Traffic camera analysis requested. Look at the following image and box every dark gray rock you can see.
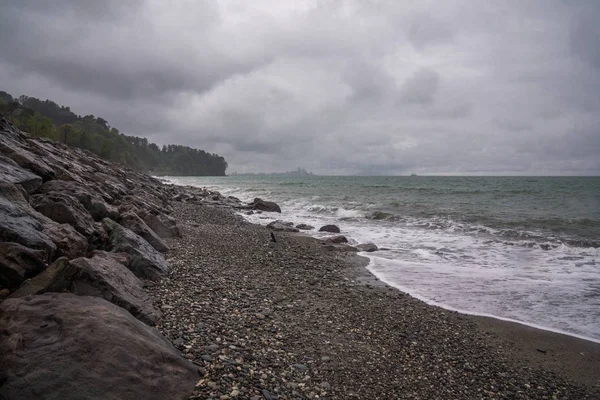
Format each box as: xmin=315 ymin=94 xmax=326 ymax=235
xmin=69 ymin=254 xmax=161 ymax=325
xmin=38 ymin=179 xmax=119 ymax=221
xmin=0 ymin=154 xmax=42 ymax=194
xmin=120 ymin=211 xmax=168 ymax=253
xmin=322 ymin=243 xmax=358 ymax=252
xmin=103 ymin=218 xmax=169 ymax=281
xmin=43 ymin=221 xmax=88 ymax=260
xmin=357 ymin=243 xmax=379 ymax=252
xmin=144 ymin=212 xmax=180 ymax=238
xmin=30 ymin=192 xmax=96 ymax=237
xmin=0 ymin=293 xmax=198 ymax=400
xmin=296 ymin=223 xmax=315 ymax=230
xmin=319 ymin=224 xmax=341 ymax=233
xmin=325 ymin=235 xmax=348 ymax=244
xmin=0 ymin=242 xmax=46 ymax=290
xmin=0 ymin=187 xmax=56 ymax=260
xmin=267 ymin=220 xmax=300 ymax=232
xmin=10 ymin=254 xmax=161 ymax=326
xmin=249 ymin=198 xmax=281 ymax=213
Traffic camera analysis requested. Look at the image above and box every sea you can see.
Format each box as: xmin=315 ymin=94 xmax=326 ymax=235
xmin=164 ymin=175 xmax=600 ymax=343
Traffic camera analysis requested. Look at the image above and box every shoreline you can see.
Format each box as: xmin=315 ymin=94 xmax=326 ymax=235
xmin=365 ymin=259 xmax=600 ymax=345
xmin=245 ymin=209 xmax=600 ymax=347
xmin=152 ymin=198 xmax=599 ymax=398
xmin=340 ymin=248 xmax=600 ymax=388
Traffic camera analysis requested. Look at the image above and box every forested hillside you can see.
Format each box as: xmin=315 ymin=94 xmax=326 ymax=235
xmin=0 ymin=91 xmax=227 ymax=176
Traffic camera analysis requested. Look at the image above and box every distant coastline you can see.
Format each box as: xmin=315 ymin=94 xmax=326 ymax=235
xmin=230 ymin=167 xmax=315 ymax=177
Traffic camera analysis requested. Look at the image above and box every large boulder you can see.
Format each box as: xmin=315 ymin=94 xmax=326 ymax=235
xmin=319 ymin=224 xmax=341 ymax=233
xmin=10 ymin=254 xmax=161 ymax=326
xmin=144 ymin=212 xmax=180 ymax=239
xmin=0 ymin=293 xmax=199 ymax=400
xmin=0 ymin=136 xmax=56 ymax=181
xmin=120 ymin=211 xmax=168 ymax=253
xmin=103 ymin=218 xmax=169 ymax=281
xmin=37 ymin=180 xmax=119 ymax=221
xmin=43 ymin=221 xmax=88 ymax=260
xmin=30 ymin=192 xmax=96 ymax=237
xmin=0 ymin=188 xmax=56 ymax=260
xmin=0 ymin=154 xmax=42 ymax=194
xmin=249 ymin=198 xmax=281 ymax=213
xmin=0 ymin=242 xmax=46 ymax=290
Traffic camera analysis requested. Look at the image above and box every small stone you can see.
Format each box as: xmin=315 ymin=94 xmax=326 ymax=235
xmin=321 ymin=356 xmax=331 ymax=362
xmin=262 ymin=389 xmax=275 ymax=400
xmin=173 ymin=338 xmax=184 ymax=347
xmin=201 ymin=355 xmax=214 ymax=362
xmin=231 ymin=389 xmax=239 ymax=397
xmin=321 ymin=382 xmax=331 ymax=390
xmin=292 ymin=363 xmax=307 ymax=370
xmin=255 ymin=313 xmax=266 ymax=320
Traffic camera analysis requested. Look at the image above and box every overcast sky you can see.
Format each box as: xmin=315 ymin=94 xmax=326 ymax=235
xmin=1 ymin=1 xmax=599 ymax=175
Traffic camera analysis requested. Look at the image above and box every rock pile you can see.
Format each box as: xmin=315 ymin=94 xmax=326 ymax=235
xmin=0 ymin=117 xmax=206 ymax=399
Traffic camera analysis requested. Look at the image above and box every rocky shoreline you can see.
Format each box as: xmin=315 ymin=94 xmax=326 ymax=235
xmin=1 ymin=116 xmax=599 ymax=399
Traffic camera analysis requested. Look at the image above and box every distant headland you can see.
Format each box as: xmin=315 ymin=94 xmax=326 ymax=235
xmin=230 ymin=168 xmax=315 ymax=177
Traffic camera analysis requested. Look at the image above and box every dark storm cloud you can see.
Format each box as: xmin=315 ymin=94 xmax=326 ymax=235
xmin=0 ymin=0 xmax=599 ymax=175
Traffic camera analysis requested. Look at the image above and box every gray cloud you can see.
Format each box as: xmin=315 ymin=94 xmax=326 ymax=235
xmin=0 ymin=0 xmax=598 ymax=175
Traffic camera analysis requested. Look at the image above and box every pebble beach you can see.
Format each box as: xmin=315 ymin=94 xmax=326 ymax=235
xmin=149 ymin=201 xmax=600 ymax=400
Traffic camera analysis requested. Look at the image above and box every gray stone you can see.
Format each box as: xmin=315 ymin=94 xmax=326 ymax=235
xmin=319 ymin=224 xmax=341 ymax=233
xmin=0 ymin=154 xmax=42 ymax=194
xmin=267 ymin=220 xmax=300 ymax=232
xmin=38 ymin=180 xmax=118 ymax=221
xmin=30 ymin=192 xmax=96 ymax=237
xmin=0 ymin=242 xmax=46 ymax=290
xmin=0 ymin=187 xmax=56 ymax=260
xmin=325 ymin=235 xmax=348 ymax=244
xmin=144 ymin=212 xmax=181 ymax=239
xmin=120 ymin=211 xmax=168 ymax=253
xmin=0 ymin=293 xmax=198 ymax=400
xmin=103 ymin=218 xmax=169 ymax=281
xmin=249 ymin=198 xmax=281 ymax=213
xmin=296 ymin=223 xmax=315 ymax=230
xmin=43 ymin=221 xmax=88 ymax=260
xmin=357 ymin=243 xmax=379 ymax=252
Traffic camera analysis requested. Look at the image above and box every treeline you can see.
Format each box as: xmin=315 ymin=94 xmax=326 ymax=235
xmin=0 ymin=91 xmax=227 ymax=176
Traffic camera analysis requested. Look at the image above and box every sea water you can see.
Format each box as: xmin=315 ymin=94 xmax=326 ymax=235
xmin=165 ymin=176 xmax=600 ymax=342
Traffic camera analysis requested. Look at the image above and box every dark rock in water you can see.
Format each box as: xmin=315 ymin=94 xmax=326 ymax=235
xmin=249 ymin=198 xmax=281 ymax=213
xmin=296 ymin=223 xmax=315 ymax=230
xmin=10 ymin=254 xmax=161 ymax=326
xmin=120 ymin=211 xmax=168 ymax=253
xmin=325 ymin=235 xmax=348 ymax=244
xmin=0 ymin=186 xmax=56 ymax=260
xmin=267 ymin=220 xmax=300 ymax=232
xmin=540 ymin=244 xmax=551 ymax=251
xmin=322 ymin=243 xmax=358 ymax=252
xmin=0 ymin=242 xmax=46 ymax=290
xmin=357 ymin=243 xmax=378 ymax=252
xmin=245 ymin=210 xmax=254 ymax=215
xmin=103 ymin=218 xmax=169 ymax=281
xmin=144 ymin=212 xmax=181 ymax=239
xmin=31 ymin=192 xmax=96 ymax=237
xmin=319 ymin=224 xmax=341 ymax=233
xmin=43 ymin=221 xmax=88 ymax=260
xmin=0 ymin=154 xmax=42 ymax=194
xmin=0 ymin=293 xmax=198 ymax=400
